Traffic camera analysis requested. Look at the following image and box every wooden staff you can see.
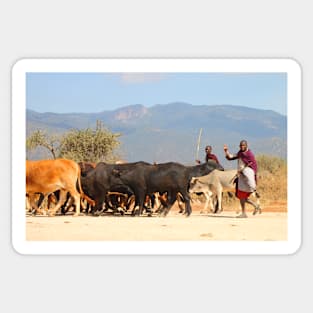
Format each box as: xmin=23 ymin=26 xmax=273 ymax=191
xmin=195 ymin=128 xmax=203 ymax=161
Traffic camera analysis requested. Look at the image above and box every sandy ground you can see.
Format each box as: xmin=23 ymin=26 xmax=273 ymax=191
xmin=26 ymin=202 xmax=287 ymax=241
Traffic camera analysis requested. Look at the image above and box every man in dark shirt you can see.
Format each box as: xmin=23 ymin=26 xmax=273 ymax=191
xmin=196 ymin=145 xmax=222 ymax=166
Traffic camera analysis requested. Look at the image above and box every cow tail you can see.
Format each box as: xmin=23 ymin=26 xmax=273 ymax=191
xmin=77 ymin=165 xmax=95 ymax=207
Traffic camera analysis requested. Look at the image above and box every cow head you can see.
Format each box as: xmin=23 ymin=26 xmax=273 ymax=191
xmin=207 ymin=159 xmax=224 ymax=171
xmin=189 ymin=177 xmax=207 ymax=194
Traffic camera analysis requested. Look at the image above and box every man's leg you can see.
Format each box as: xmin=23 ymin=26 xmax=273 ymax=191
xmin=237 ymin=198 xmax=248 ymax=218
xmin=246 ymin=198 xmax=262 ymax=215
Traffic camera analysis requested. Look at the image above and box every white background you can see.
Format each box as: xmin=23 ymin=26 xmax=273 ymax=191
xmin=1 ymin=1 xmax=310 ymax=312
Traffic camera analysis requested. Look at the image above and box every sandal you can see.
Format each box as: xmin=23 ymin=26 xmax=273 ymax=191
xmin=253 ymin=205 xmax=262 ymax=215
xmin=236 ymin=213 xmax=248 ymax=218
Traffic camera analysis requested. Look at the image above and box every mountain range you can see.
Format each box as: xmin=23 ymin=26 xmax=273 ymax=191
xmin=26 ymin=102 xmax=287 ymax=166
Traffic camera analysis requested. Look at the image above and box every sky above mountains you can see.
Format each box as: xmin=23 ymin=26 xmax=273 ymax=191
xmin=26 ymin=72 xmax=287 ymax=115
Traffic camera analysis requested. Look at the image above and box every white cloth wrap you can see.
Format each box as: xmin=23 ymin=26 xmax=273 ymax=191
xmin=238 ymin=166 xmax=256 ymax=192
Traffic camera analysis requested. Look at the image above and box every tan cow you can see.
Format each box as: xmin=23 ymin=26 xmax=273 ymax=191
xmin=189 ymin=169 xmax=260 ymax=214
xmin=26 ymin=159 xmax=95 ymax=216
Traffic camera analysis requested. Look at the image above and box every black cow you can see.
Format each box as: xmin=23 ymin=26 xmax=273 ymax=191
xmin=111 ymin=160 xmax=223 ymax=217
xmin=81 ymin=161 xmax=150 ymax=214
xmin=78 ymin=162 xmax=97 ymax=177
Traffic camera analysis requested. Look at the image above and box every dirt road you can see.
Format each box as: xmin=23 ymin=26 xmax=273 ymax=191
xmin=26 ymin=203 xmax=287 ymax=241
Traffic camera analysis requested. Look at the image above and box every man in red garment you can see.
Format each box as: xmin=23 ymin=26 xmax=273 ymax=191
xmin=224 ymin=140 xmax=261 ymax=218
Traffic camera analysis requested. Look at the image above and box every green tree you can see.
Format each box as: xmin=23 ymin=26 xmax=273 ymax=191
xmin=59 ymin=121 xmax=120 ymax=162
xmin=26 ymin=121 xmax=121 ymax=162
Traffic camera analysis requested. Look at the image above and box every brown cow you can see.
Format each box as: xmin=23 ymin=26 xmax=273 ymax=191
xmin=26 ymin=159 xmax=95 ymax=216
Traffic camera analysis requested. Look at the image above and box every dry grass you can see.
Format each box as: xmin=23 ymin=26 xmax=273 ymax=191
xmin=256 ymin=155 xmax=287 ymax=205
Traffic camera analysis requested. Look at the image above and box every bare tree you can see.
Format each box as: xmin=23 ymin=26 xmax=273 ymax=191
xmin=26 ymin=130 xmax=58 ymax=159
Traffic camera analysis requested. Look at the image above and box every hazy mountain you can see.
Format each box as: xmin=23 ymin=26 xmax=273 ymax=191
xmin=26 ymin=102 xmax=287 ymax=166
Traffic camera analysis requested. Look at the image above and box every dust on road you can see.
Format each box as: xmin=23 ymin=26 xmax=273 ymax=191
xmin=26 ymin=210 xmax=287 ymax=241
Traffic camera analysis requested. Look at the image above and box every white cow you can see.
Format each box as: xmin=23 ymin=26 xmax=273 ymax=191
xmin=189 ymin=169 xmax=260 ymax=214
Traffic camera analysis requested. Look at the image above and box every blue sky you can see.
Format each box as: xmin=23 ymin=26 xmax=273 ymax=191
xmin=26 ymin=72 xmax=287 ymax=115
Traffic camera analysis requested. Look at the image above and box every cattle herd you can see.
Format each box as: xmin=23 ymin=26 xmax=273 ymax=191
xmin=25 ymin=158 xmax=260 ymax=218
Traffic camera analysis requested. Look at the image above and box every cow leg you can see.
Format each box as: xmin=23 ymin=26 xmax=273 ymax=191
xmin=69 ymin=190 xmax=81 ymax=216
xmin=215 ymin=190 xmax=223 ymax=214
xmin=130 ymin=191 xmax=145 ymax=216
xmin=26 ymin=194 xmax=36 ymax=214
xmin=48 ymin=193 xmax=58 ymax=212
xmin=49 ymin=190 xmax=68 ymax=216
xmin=106 ymin=194 xmax=127 ymax=215
xmin=80 ymin=198 xmax=87 ymax=214
xmin=37 ymin=194 xmax=46 ymax=215
xmin=179 ymin=191 xmax=192 ymax=217
xmin=176 ymin=194 xmax=185 ymax=214
xmin=137 ymin=192 xmax=146 ymax=216
xmin=184 ymin=198 xmax=192 ymax=217
xmin=25 ymin=195 xmax=32 ymax=213
xmin=155 ymin=193 xmax=168 ymax=215
xmin=61 ymin=195 xmax=74 ymax=215
xmin=155 ymin=203 xmax=164 ymax=215
xmin=126 ymin=195 xmax=136 ymax=213
xmin=105 ymin=194 xmax=116 ymax=214
xmin=28 ymin=194 xmax=40 ymax=215
xmin=115 ymin=194 xmax=128 ymax=215
xmin=211 ymin=196 xmax=217 ymax=213
xmin=93 ymin=197 xmax=106 ymax=215
xmin=144 ymin=194 xmax=155 ymax=215
xmin=160 ymin=192 xmax=176 ymax=217
xmin=131 ymin=200 xmax=142 ymax=216
xmin=36 ymin=193 xmax=46 ymax=213
xmin=202 ymin=191 xmax=214 ymax=214
xmin=91 ymin=193 xmax=106 ymax=215
xmin=130 ymin=202 xmax=138 ymax=216
xmin=28 ymin=193 xmax=47 ymax=215
xmin=200 ymin=193 xmax=208 ymax=214
xmin=153 ymin=193 xmax=161 ymax=211
xmin=73 ymin=196 xmax=81 ymax=216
